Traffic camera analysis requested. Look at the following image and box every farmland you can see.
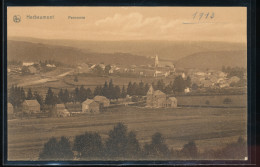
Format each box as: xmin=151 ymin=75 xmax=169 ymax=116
xmin=8 ymin=106 xmax=247 ymax=160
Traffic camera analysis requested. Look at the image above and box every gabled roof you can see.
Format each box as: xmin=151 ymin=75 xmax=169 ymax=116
xmin=94 ymin=96 xmax=109 ymax=102
xmin=153 ymin=90 xmax=165 ymax=96
xmin=168 ymin=97 xmax=177 ymax=101
xmin=82 ymin=99 xmax=97 ymax=105
xmin=23 ymin=100 xmax=40 ymax=106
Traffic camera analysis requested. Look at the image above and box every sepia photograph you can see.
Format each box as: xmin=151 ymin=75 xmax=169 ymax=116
xmin=6 ymin=6 xmax=248 ymax=162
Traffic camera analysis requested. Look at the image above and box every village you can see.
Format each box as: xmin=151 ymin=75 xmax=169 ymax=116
xmin=7 ymin=54 xmax=247 ymax=119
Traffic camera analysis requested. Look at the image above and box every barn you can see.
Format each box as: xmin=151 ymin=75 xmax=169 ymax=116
xmin=93 ymin=96 xmax=110 ymax=107
xmin=55 ymin=104 xmax=70 ymax=117
xmin=82 ymin=99 xmax=100 ymax=113
xmin=22 ymin=100 xmax=40 ymax=114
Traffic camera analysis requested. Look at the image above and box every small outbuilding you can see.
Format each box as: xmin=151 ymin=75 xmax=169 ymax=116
xmin=93 ymin=96 xmax=110 ymax=107
xmin=8 ymin=103 xmax=14 ymax=114
xmin=166 ymin=97 xmax=178 ymax=108
xmin=82 ymin=99 xmax=100 ymax=113
xmin=22 ymin=100 xmax=40 ymax=114
xmin=55 ymin=104 xmax=70 ymax=117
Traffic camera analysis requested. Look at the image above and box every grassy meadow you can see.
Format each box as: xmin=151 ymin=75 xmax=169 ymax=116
xmin=8 ymin=106 xmax=247 ymax=160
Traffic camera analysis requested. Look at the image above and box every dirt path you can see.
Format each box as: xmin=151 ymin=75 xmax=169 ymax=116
xmin=17 ymin=70 xmax=74 ymax=87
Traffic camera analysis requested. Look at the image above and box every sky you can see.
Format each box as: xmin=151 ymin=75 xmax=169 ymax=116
xmin=7 ymin=7 xmax=247 ymax=42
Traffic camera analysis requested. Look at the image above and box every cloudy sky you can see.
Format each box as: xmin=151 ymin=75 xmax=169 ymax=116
xmin=8 ymin=7 xmax=246 ymax=42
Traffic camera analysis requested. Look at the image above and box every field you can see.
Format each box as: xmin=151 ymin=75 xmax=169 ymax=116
xmin=176 ymin=95 xmax=247 ymax=107
xmin=8 ymin=106 xmax=247 ymax=160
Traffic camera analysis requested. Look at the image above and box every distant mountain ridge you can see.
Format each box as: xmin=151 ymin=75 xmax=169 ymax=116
xmin=175 ymin=50 xmax=247 ymax=70
xmin=8 ymin=37 xmax=246 ymax=61
xmin=7 ymin=40 xmax=153 ymax=66
xmin=7 ymin=38 xmax=247 ymax=70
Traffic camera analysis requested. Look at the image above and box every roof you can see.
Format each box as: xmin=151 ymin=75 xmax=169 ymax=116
xmin=94 ymin=96 xmax=109 ymax=102
xmin=168 ymin=97 xmax=177 ymax=101
xmin=8 ymin=103 xmax=13 ymax=107
xmin=23 ymin=100 xmax=40 ymax=106
xmin=153 ymin=90 xmax=166 ymax=96
xmin=57 ymin=104 xmax=66 ymax=108
xmin=82 ymin=99 xmax=97 ymax=105
xmin=147 ymin=86 xmax=154 ymax=95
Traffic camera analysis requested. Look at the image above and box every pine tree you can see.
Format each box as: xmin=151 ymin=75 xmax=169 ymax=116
xmin=58 ymin=89 xmax=64 ymax=103
xmin=132 ymin=82 xmax=138 ymax=96
xmin=73 ymin=87 xmax=79 ymax=102
xmin=108 ymin=79 xmax=114 ymax=99
xmin=173 ymin=75 xmax=186 ymax=93
xmin=20 ymin=87 xmax=26 ymax=103
xmin=127 ymin=82 xmax=133 ymax=96
xmin=121 ymin=85 xmax=127 ymax=98
xmin=63 ymin=89 xmax=70 ymax=103
xmin=34 ymin=91 xmax=43 ymax=107
xmin=78 ymin=86 xmax=87 ymax=103
xmin=114 ymin=85 xmax=121 ymax=99
xmin=138 ymin=81 xmax=145 ymax=96
xmin=26 ymin=88 xmax=33 ymax=100
xmin=102 ymin=81 xmax=109 ymax=98
xmin=144 ymin=83 xmax=149 ymax=95
xmin=94 ymin=86 xmax=103 ymax=96
xmin=86 ymin=88 xmax=93 ymax=99
xmin=156 ymin=80 xmax=165 ymax=92
xmin=185 ymin=76 xmax=192 ymax=88
xmin=45 ymin=88 xmax=55 ymax=106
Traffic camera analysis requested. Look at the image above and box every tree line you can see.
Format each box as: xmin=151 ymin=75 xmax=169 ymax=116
xmin=222 ymin=66 xmax=246 ymax=79
xmin=39 ymin=123 xmax=247 ymax=160
xmin=8 ymin=75 xmax=192 ymax=110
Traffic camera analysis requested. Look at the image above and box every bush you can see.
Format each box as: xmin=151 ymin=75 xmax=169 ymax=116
xmin=205 ymin=100 xmax=210 ymax=105
xmin=105 ymin=123 xmax=129 ymax=158
xmin=201 ymin=136 xmax=247 ymax=160
xmin=104 ymin=123 xmax=141 ymax=159
xmin=223 ymin=98 xmax=232 ymax=104
xmin=39 ymin=136 xmax=74 ymax=160
xmin=143 ymin=132 xmax=171 ymax=159
xmin=180 ymin=141 xmax=199 ymax=159
xmin=73 ymin=132 xmax=103 ymax=159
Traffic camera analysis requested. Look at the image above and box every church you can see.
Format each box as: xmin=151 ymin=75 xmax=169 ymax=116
xmin=146 ymin=86 xmax=177 ymax=108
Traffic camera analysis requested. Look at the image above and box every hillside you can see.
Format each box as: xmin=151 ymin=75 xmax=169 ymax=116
xmin=7 ymin=40 xmax=153 ymax=66
xmin=175 ymin=50 xmax=247 ymax=70
xmin=8 ymin=37 xmax=247 ymax=61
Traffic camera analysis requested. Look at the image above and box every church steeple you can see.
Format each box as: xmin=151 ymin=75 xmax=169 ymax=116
xmin=155 ymin=54 xmax=159 ymax=67
xmin=147 ymin=85 xmax=154 ymax=95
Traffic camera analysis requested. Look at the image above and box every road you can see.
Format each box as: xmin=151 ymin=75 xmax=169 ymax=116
xmin=17 ymin=70 xmax=74 ymax=87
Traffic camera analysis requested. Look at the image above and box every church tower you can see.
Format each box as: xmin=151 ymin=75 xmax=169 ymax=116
xmin=155 ymin=55 xmax=159 ymax=68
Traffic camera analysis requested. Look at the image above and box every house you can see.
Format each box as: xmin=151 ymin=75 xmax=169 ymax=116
xmin=184 ymin=87 xmax=191 ymax=93
xmin=154 ymin=70 xmax=163 ymax=77
xmin=228 ymin=76 xmax=240 ymax=84
xmin=146 ymin=86 xmax=166 ymax=108
xmin=82 ymin=99 xmax=100 ymax=113
xmin=146 ymin=86 xmax=178 ymax=108
xmin=8 ymin=103 xmax=14 ymax=114
xmin=55 ymin=104 xmax=70 ymax=117
xmin=22 ymin=62 xmax=34 ymax=66
xmin=28 ymin=66 xmax=37 ymax=74
xmin=46 ymin=64 xmax=56 ymax=68
xmin=77 ymin=63 xmax=89 ymax=73
xmin=166 ymin=97 xmax=177 ymax=108
xmin=22 ymin=100 xmax=40 ymax=114
xmin=93 ymin=96 xmax=110 ymax=107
